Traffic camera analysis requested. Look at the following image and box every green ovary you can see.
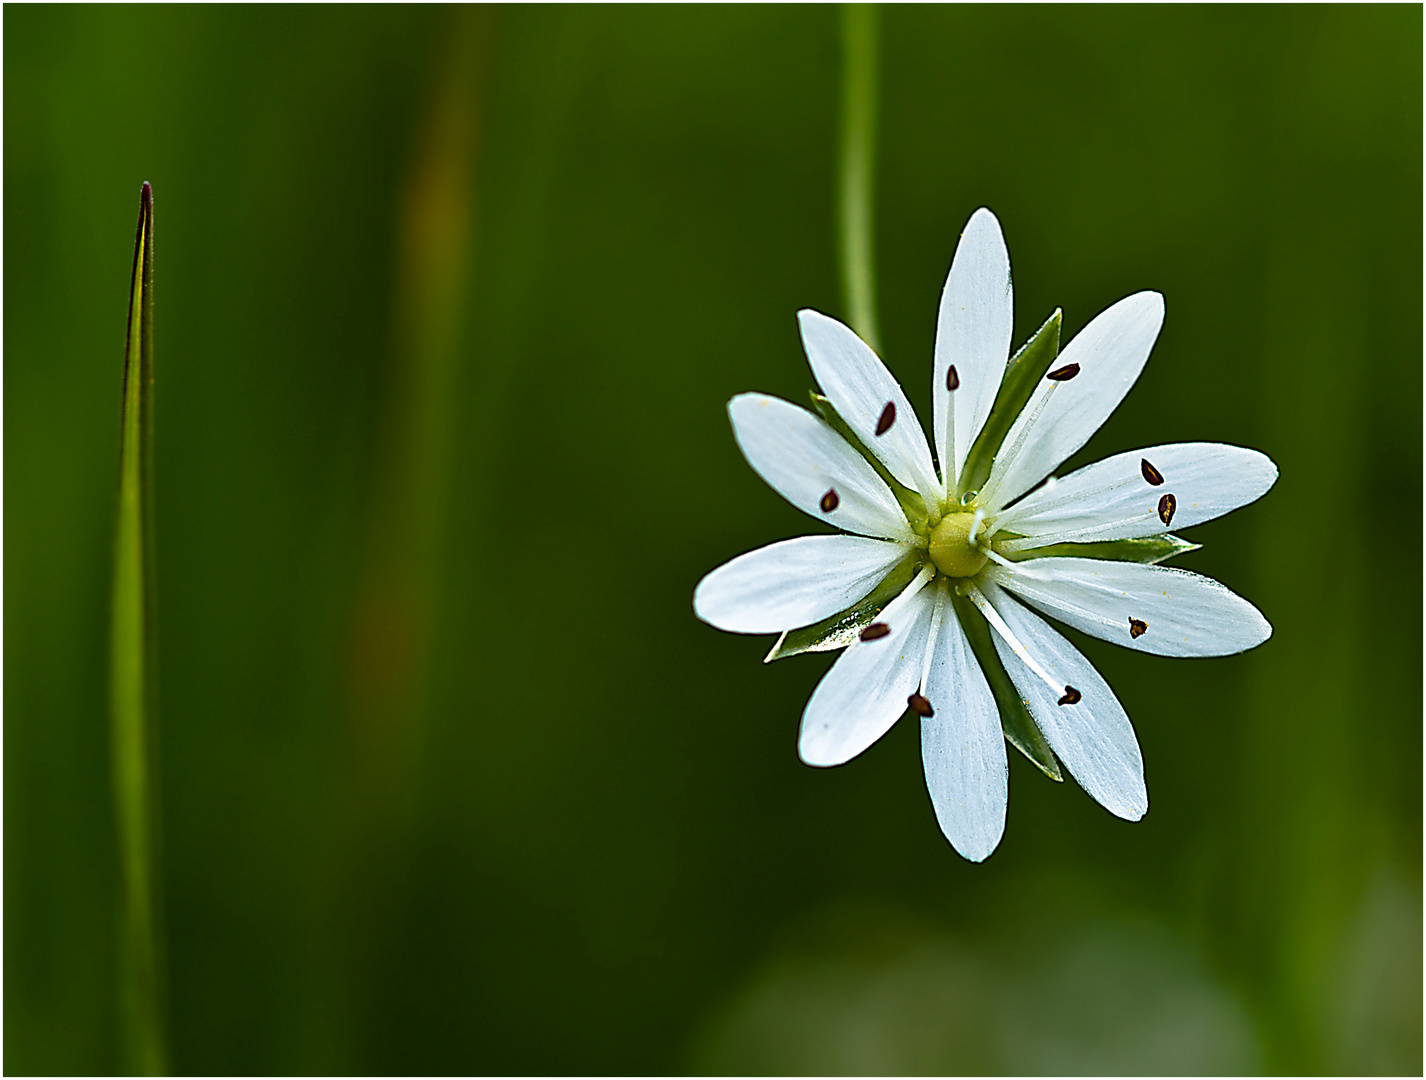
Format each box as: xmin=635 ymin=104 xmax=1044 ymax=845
xmin=928 ymin=512 xmax=989 ymax=578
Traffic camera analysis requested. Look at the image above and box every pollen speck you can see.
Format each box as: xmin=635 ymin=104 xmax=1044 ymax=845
xmin=907 ymin=693 xmax=934 ymax=717
xmin=820 ymin=489 xmax=839 ymax=513
xmin=875 ymin=401 xmax=896 ymax=436
xmin=1140 ymin=459 xmax=1164 ymax=486
xmin=1158 ymin=493 xmax=1177 ymax=525
xmin=1047 ymin=363 xmax=1081 ymax=382
xmin=860 ymin=622 xmax=890 ymax=642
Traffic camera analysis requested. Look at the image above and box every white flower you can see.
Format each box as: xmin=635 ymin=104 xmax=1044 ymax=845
xmin=693 ymin=208 xmax=1277 ymax=862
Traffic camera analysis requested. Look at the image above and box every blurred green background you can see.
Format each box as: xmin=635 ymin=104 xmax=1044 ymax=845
xmin=6 ymin=5 xmax=1421 ymax=1075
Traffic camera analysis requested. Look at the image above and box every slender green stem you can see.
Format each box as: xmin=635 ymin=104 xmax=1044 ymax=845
xmin=838 ymin=3 xmax=880 ymax=351
xmin=110 ymin=181 xmax=166 ymax=1076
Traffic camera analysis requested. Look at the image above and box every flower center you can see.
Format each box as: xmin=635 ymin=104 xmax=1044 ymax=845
xmin=928 ymin=512 xmax=989 ymax=578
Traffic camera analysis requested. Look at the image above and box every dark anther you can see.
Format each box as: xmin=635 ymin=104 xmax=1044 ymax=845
xmin=907 ymin=693 xmax=934 ymax=718
xmin=859 ymin=622 xmax=891 ymax=642
xmin=1057 ymin=686 xmax=1082 ymax=706
xmin=875 ymin=401 xmax=896 ymax=436
xmin=820 ymin=488 xmax=840 ymax=513
xmin=1129 ymin=618 xmax=1148 ymax=639
xmin=1140 ymin=458 xmax=1164 ymax=486
xmin=1157 ymin=492 xmax=1177 ymax=526
xmin=1046 ymin=363 xmax=1081 ymax=382
xmin=946 ymin=365 xmax=960 ymax=391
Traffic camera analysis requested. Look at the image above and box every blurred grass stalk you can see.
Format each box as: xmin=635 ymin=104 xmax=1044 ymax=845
xmin=341 ymin=13 xmax=482 ymax=763
xmin=341 ymin=5 xmax=485 ymax=851
xmin=838 ymin=3 xmax=880 ymax=349
xmin=109 ymin=182 xmax=166 ymax=1075
xmin=310 ymin=10 xmax=488 ymax=1069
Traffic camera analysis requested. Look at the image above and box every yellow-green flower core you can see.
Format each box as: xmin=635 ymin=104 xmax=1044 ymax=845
xmin=928 ymin=512 xmax=989 ymax=578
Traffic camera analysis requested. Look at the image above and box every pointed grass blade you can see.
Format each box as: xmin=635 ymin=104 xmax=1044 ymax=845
xmin=109 ymin=181 xmax=166 ymax=1076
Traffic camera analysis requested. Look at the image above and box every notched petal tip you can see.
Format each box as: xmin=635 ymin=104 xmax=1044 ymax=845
xmin=1212 ymin=594 xmax=1273 ymax=655
xmin=1142 ymin=292 xmax=1166 ymax=330
xmin=929 ymin=784 xmax=1006 ymax=863
xmin=965 ymin=205 xmax=1004 ymax=235
xmin=796 ymin=307 xmax=845 ymax=335
xmin=953 ymin=837 xmax=999 ymax=863
xmin=1118 ymin=290 xmax=1166 ymax=337
xmin=1258 ymin=453 xmax=1281 ymax=492
xmin=1101 ymin=289 xmax=1166 ymax=335
xmin=1118 ymin=778 xmax=1150 ymax=820
xmin=1251 ymin=613 xmax=1274 ymax=647
xmin=797 ymin=731 xmax=851 ymax=769
xmin=1092 ymin=773 xmax=1149 ymax=823
xmin=725 ymin=390 xmax=768 ymax=420
xmin=1136 ymin=288 xmax=1166 ymax=312
xmin=939 ymin=802 xmax=1006 ymax=862
xmin=690 ymin=573 xmax=735 ymax=630
xmin=1115 ymin=797 xmax=1148 ymax=823
xmin=796 ymin=308 xmax=868 ymax=355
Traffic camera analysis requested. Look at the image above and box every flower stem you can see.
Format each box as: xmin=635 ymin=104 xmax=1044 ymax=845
xmin=110 ymin=182 xmax=167 ymax=1076
xmin=838 ymin=3 xmax=881 ymax=351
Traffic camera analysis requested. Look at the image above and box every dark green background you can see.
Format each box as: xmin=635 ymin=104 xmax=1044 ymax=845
xmin=6 ymin=5 xmax=1421 ymax=1075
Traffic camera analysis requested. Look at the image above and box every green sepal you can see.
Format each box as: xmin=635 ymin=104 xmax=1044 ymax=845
xmin=949 ymin=589 xmax=1063 ymax=781
xmin=1008 ymin=533 xmax=1200 ymax=565
xmin=957 ymin=309 xmax=1062 ymax=500
xmin=809 ymin=391 xmax=929 ymax=530
xmin=764 ymin=551 xmax=923 ymax=663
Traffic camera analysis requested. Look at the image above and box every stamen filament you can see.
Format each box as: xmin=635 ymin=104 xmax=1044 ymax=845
xmin=979 ymin=546 xmax=1022 ymax=571
xmin=915 ymin=476 xmax=945 ymax=523
xmin=965 ymin=583 xmax=1064 ymax=696
xmin=916 ymin=582 xmax=948 ymax=694
xmin=943 ymin=379 xmax=958 ymax=498
xmin=996 ymin=511 xmax=1160 ymax=553
xmin=965 ymin=508 xmax=986 ymax=546
xmin=979 ymin=546 xmax=1056 ymax=580
xmin=979 ymin=381 xmax=1057 ymax=510
xmin=870 ymin=562 xmax=936 ymax=634
xmin=993 ymin=472 xmax=1143 ymax=531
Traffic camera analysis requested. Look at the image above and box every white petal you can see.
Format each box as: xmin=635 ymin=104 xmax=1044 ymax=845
xmin=982 ymin=291 xmax=1165 ymax=511
xmin=995 ymin=442 xmax=1279 ymax=544
xmin=797 ymin=310 xmax=942 ymax=507
xmin=693 ymin=535 xmax=909 ymax=634
xmin=798 ymin=574 xmax=936 ymax=767
xmin=728 ymin=393 xmax=913 ymax=541
xmin=920 ymin=599 xmax=1007 ymax=861
xmin=933 ymin=207 xmax=1012 ymax=489
xmin=982 ymin=582 xmax=1146 ymax=821
xmin=986 ymin=557 xmax=1272 ymax=657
